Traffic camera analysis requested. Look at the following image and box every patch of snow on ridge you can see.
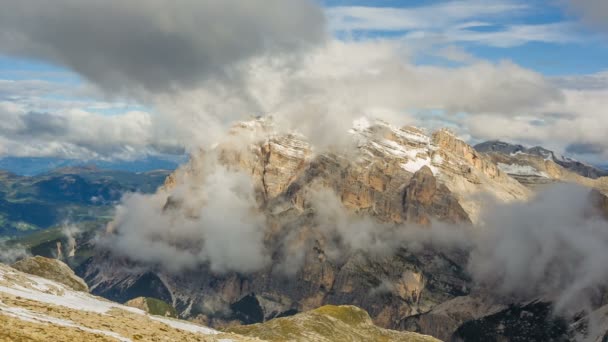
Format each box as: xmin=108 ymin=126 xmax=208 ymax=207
xmin=401 ymin=157 xmax=438 ymax=175
xmin=352 ymin=117 xmax=371 ymax=131
xmin=0 ymin=265 xmax=222 ymax=336
xmin=497 ymin=163 xmax=549 ymax=177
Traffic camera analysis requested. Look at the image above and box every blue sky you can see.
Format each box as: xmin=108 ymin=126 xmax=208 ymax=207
xmin=323 ymin=0 xmax=608 ymax=75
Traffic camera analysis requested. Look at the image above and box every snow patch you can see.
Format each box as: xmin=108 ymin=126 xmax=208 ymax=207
xmin=401 ymin=157 xmax=438 ymax=175
xmin=497 ymin=163 xmax=548 ymax=177
xmin=0 ymin=265 xmax=221 ymax=336
xmin=150 ymin=316 xmax=219 ymax=335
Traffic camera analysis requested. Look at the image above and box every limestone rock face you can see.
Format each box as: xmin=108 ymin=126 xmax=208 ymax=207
xmin=403 ymin=166 xmax=469 ymax=225
xmin=12 ymin=256 xmax=88 ymax=292
xmin=226 ymin=305 xmax=441 ymax=342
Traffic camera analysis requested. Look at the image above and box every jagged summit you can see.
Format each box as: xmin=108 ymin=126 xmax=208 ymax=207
xmin=213 ymin=117 xmax=531 ymax=219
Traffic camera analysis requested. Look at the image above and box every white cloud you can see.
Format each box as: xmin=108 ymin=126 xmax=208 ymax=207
xmin=101 ymin=158 xmax=269 ymax=273
xmin=461 ymin=70 xmax=608 ymax=161
xmin=0 ymin=101 xmax=179 ymax=160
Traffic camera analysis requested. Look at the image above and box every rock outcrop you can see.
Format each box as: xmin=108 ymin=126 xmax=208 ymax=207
xmin=12 ymin=256 xmax=88 ymax=292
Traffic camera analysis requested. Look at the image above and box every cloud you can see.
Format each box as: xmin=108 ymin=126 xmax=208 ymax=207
xmin=147 ymin=39 xmax=562 ymax=152
xmin=0 ymin=101 xmax=180 ymax=160
xmin=0 ymin=0 xmax=326 ymax=95
xmin=99 ymin=154 xmax=269 ymax=273
xmin=295 ymin=183 xmax=608 ymax=313
xmin=0 ymin=1 xmax=604 ymax=167
xmin=565 ymin=143 xmax=606 ymax=156
xmin=469 ymin=184 xmax=608 ymax=312
xmin=564 ymin=0 xmax=608 ymax=32
xmin=0 ymin=240 xmax=30 ymax=264
xmin=463 ymin=81 xmax=608 ymax=162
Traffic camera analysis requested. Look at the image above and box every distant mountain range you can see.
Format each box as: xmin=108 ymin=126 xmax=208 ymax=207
xmin=474 ymin=140 xmax=608 ymax=179
xmin=0 ymin=155 xmax=187 ymax=176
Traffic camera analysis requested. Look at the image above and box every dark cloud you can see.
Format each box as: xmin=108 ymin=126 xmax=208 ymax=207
xmin=0 ymin=0 xmax=326 ymax=95
xmin=16 ymin=112 xmax=68 ymax=137
xmin=564 ymin=0 xmax=608 ymax=32
xmin=566 ymin=143 xmax=606 ymax=155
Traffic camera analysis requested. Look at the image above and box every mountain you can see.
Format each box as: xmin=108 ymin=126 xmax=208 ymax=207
xmin=78 ymin=118 xmax=531 ymax=329
xmin=0 ymin=167 xmax=170 ymax=237
xmin=16 ymin=118 xmax=608 ymax=341
xmin=474 ymin=140 xmax=608 ymax=179
xmin=0 ymin=257 xmax=436 ymax=342
xmin=0 ymin=155 xmax=185 ymax=176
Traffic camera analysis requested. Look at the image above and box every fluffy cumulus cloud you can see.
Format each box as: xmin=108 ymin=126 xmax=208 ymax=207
xmin=146 ymin=39 xmax=563 ymax=152
xmin=100 ymin=154 xmax=269 ymax=273
xmin=469 ymin=184 xmax=608 ymax=312
xmin=464 ymin=78 xmax=608 ymax=162
xmin=0 ymin=0 xmax=326 ymax=95
xmin=0 ymin=101 xmax=178 ymax=160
